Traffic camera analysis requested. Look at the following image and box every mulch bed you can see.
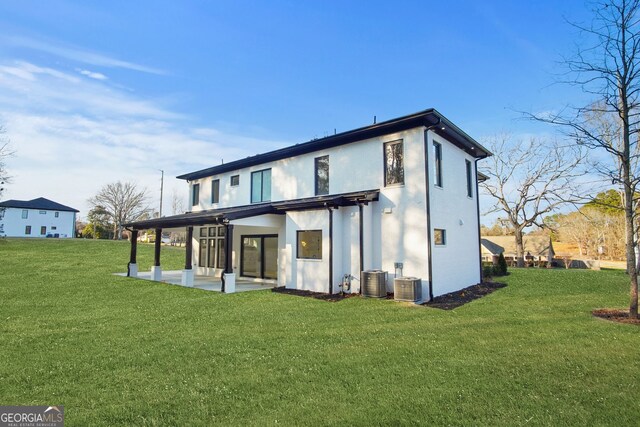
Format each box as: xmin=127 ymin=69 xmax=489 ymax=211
xmin=592 ymin=308 xmax=640 ymax=325
xmin=423 ymin=281 xmax=507 ymax=310
xmin=271 ymin=286 xmax=357 ymax=302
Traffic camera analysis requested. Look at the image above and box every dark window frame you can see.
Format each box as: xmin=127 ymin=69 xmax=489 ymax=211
xmin=250 ymin=168 xmax=272 ymax=203
xmin=434 ymin=228 xmax=446 ymax=246
xmin=434 ymin=142 xmax=443 ymax=187
xmin=211 ymin=179 xmax=220 ymax=204
xmin=240 ymin=234 xmax=278 ymax=279
xmin=192 ymin=183 xmax=200 ymax=206
xmin=40 ymin=226 xmax=46 ymax=235
xmin=296 ymin=229 xmax=323 ymax=260
xmin=384 ymin=139 xmax=405 ymax=187
xmin=21 ymin=210 xmax=28 ymax=219
xmin=25 ymin=225 xmax=31 ymax=235
xmin=230 ymin=175 xmax=240 ymax=186
xmin=199 ymin=227 xmax=207 ymax=237
xmin=55 ymin=212 xmax=59 ymax=218
xmin=314 ymin=155 xmax=330 ymax=195
xmin=465 ymin=159 xmax=473 ymax=198
xmin=198 ymin=239 xmax=207 ymax=267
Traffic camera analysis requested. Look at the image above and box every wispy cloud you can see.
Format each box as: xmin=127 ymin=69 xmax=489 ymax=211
xmin=77 ymin=68 xmax=107 ymax=80
xmin=3 ymin=35 xmax=165 ymax=75
xmin=0 ymin=60 xmax=287 ymax=216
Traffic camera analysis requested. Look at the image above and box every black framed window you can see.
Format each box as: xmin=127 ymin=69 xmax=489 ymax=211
xmin=199 ymin=227 xmax=207 ymax=237
xmin=55 ymin=212 xmax=59 ymax=218
xmin=21 ymin=210 xmax=28 ymax=219
xmin=384 ymin=140 xmax=404 ymax=186
xmin=211 ymin=179 xmax=220 ymax=204
xmin=208 ymin=227 xmax=217 ymax=237
xmin=434 ymin=228 xmax=446 ymax=245
xmin=25 ymin=225 xmax=31 ymax=235
xmin=199 ymin=239 xmax=207 ymax=267
xmin=40 ymin=226 xmax=46 ymax=235
xmin=230 ymin=175 xmax=239 ymax=186
xmin=315 ymin=155 xmax=329 ymax=195
xmin=434 ymin=142 xmax=443 ymax=187
xmin=251 ymin=169 xmax=271 ymax=203
xmin=192 ymin=183 xmax=200 ymax=206
xmin=297 ymin=230 xmax=322 ymax=259
xmin=465 ymin=160 xmax=473 ymax=197
xmin=217 ymin=239 xmax=226 ymax=268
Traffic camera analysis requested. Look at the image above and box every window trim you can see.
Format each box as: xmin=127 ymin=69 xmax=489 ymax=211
xmin=22 ymin=210 xmax=28 ymax=219
xmin=434 ymin=141 xmax=443 ymax=188
xmin=230 ymin=175 xmax=240 ymax=186
xmin=192 ymin=183 xmax=200 ymax=206
xmin=211 ymin=179 xmax=220 ymax=204
xmin=383 ymin=139 xmax=405 ymax=187
xmin=314 ymin=155 xmax=330 ymax=196
xmin=250 ymin=168 xmax=272 ymax=203
xmin=296 ymin=229 xmax=323 ymax=260
xmin=40 ymin=226 xmax=47 ymax=235
xmin=25 ymin=225 xmax=31 ymax=235
xmin=55 ymin=212 xmax=59 ymax=218
xmin=434 ymin=228 xmax=446 ymax=246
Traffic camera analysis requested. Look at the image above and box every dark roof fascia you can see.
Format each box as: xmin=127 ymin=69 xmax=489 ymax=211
xmin=477 ymin=171 xmax=489 ymax=182
xmin=0 ymin=198 xmax=79 ymax=212
xmin=124 ymin=190 xmax=380 ymax=230
xmin=177 ymin=109 xmax=492 ymax=181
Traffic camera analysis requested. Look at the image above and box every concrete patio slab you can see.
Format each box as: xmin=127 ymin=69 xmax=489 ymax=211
xmin=114 ymin=270 xmax=275 ymax=292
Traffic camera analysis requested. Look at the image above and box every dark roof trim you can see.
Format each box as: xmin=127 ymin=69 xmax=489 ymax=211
xmin=0 ymin=197 xmax=79 ymax=212
xmin=477 ymin=171 xmax=489 ymax=182
xmin=177 ymin=109 xmax=492 ymax=181
xmin=124 ymin=190 xmax=379 ymax=230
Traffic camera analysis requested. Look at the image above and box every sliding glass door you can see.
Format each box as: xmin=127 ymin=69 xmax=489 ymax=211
xmin=241 ymin=235 xmax=278 ymax=279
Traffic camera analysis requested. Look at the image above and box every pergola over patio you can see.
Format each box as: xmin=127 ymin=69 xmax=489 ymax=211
xmin=122 ymin=189 xmax=379 ymax=293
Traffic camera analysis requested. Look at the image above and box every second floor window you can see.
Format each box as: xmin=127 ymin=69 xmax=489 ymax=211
xmin=434 ymin=142 xmax=443 ymax=187
xmin=21 ymin=210 xmax=28 ymax=219
xmin=230 ymin=175 xmax=239 ymax=186
xmin=211 ymin=179 xmax=220 ymax=204
xmin=251 ymin=169 xmax=271 ymax=203
xmin=315 ymin=155 xmax=329 ymax=195
xmin=465 ymin=160 xmax=473 ymax=197
xmin=192 ymin=183 xmax=200 ymax=206
xmin=384 ymin=140 xmax=404 ymax=186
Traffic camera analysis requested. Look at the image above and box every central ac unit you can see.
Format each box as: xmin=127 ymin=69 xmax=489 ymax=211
xmin=394 ymin=277 xmax=422 ymax=303
xmin=361 ymin=270 xmax=387 ymax=298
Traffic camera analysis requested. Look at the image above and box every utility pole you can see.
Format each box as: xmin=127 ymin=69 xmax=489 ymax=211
xmin=159 ymin=169 xmax=164 ymax=217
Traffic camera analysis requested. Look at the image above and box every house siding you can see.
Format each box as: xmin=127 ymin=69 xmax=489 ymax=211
xmin=0 ymin=208 xmax=76 ymax=238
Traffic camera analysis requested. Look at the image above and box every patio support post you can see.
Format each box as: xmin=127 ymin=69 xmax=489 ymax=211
xmin=223 ymin=223 xmax=235 ymax=293
xmin=128 ymin=229 xmax=138 ymax=277
xmin=151 ymin=227 xmax=162 ymax=281
xmin=181 ymin=226 xmax=194 ymax=287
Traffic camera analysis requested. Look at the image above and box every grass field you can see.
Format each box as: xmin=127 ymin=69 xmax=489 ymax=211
xmin=1 ymin=238 xmax=638 ymax=426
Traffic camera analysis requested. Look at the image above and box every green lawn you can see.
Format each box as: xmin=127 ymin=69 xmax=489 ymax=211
xmin=0 ymin=238 xmax=638 ymax=426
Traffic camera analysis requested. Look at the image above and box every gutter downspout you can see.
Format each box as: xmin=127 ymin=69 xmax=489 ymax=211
xmin=475 ymin=158 xmax=484 ymax=283
xmin=358 ymin=203 xmax=364 ymax=274
xmin=423 ymin=128 xmax=434 ymax=301
xmin=327 ymin=203 xmax=334 ymax=295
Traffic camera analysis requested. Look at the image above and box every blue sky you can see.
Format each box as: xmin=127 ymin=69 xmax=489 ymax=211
xmin=0 ymin=0 xmax=597 ymax=219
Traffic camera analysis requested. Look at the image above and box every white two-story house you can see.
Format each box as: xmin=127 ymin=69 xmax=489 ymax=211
xmin=124 ymin=109 xmax=491 ymax=300
xmin=0 ymin=197 xmax=78 ymax=238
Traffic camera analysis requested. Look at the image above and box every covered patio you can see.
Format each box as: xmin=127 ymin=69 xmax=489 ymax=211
xmin=114 ymin=270 xmax=275 ymax=292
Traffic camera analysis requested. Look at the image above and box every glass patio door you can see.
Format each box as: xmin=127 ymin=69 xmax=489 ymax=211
xmin=241 ymin=235 xmax=277 ymax=279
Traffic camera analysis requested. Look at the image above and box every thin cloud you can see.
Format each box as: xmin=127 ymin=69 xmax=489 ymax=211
xmin=3 ymin=35 xmax=165 ymax=75
xmin=77 ymin=68 xmax=107 ymax=80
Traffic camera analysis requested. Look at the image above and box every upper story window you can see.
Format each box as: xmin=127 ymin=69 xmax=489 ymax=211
xmin=39 ymin=210 xmax=46 ymax=215
xmin=55 ymin=212 xmax=59 ymax=218
xmin=434 ymin=142 xmax=443 ymax=187
xmin=465 ymin=160 xmax=473 ymax=197
xmin=315 ymin=155 xmax=329 ymax=195
xmin=192 ymin=183 xmax=200 ymax=206
xmin=21 ymin=210 xmax=28 ymax=219
xmin=230 ymin=175 xmax=239 ymax=186
xmin=384 ymin=140 xmax=404 ymax=186
xmin=211 ymin=179 xmax=220 ymax=204
xmin=251 ymin=169 xmax=271 ymax=203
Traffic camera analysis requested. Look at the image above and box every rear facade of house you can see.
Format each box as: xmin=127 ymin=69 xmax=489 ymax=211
xmin=128 ymin=109 xmax=490 ymax=300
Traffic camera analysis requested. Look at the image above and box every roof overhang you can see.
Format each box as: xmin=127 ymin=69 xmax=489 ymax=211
xmin=124 ymin=190 xmax=380 ymax=230
xmin=177 ymin=109 xmax=492 ymax=181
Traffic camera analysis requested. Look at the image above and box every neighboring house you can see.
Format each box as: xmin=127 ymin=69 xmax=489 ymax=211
xmin=481 ymin=235 xmax=555 ymax=264
xmin=124 ymin=109 xmax=491 ymax=300
xmin=0 ymin=197 xmax=79 ymax=238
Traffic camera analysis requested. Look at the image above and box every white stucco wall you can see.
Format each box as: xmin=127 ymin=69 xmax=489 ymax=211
xmin=427 ymin=131 xmax=482 ymax=296
xmin=0 ymin=208 xmax=76 ymax=238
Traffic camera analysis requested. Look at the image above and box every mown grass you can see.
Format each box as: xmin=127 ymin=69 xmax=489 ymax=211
xmin=0 ymin=238 xmax=638 ymax=426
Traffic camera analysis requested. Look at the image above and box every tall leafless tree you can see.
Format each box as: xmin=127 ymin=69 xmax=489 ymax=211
xmin=0 ymin=125 xmax=13 ymax=203
xmin=88 ymin=181 xmax=149 ymax=240
xmin=530 ymin=0 xmax=640 ymax=317
xmin=480 ymin=136 xmax=585 ymax=267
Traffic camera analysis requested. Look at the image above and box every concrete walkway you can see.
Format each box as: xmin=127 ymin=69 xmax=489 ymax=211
xmin=115 ymin=270 xmax=275 ymax=292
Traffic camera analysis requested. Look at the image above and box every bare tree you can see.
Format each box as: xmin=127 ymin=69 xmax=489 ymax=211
xmin=171 ymin=189 xmax=185 ymax=215
xmin=88 ymin=181 xmax=149 ymax=240
xmin=0 ymin=125 xmax=14 ymax=202
xmin=480 ymin=136 xmax=585 ymax=267
xmin=530 ymin=0 xmax=640 ymax=317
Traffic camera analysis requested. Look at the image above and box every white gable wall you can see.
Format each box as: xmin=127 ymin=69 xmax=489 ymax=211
xmin=0 ymin=208 xmax=76 ymax=238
